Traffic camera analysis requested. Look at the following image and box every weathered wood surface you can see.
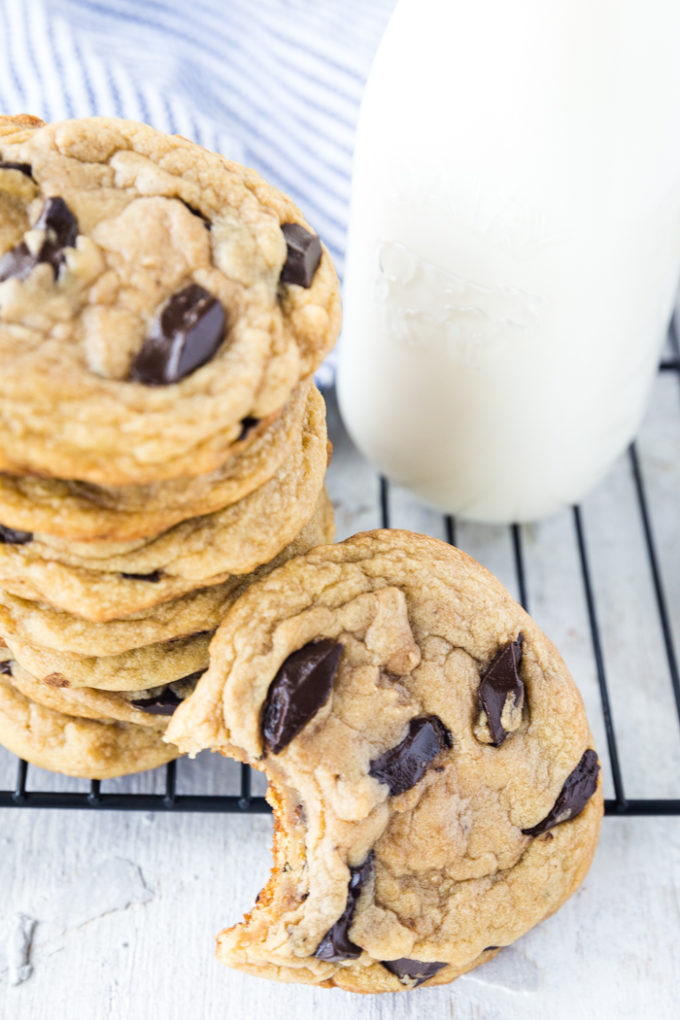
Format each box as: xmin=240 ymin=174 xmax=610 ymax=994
xmin=1 ymin=377 xmax=679 ymax=1019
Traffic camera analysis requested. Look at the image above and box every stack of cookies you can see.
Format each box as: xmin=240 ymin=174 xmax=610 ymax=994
xmin=0 ymin=115 xmax=340 ymax=779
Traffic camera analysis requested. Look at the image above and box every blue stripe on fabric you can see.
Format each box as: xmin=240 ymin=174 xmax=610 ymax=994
xmin=20 ymin=0 xmax=52 ymax=119
xmin=73 ymin=0 xmax=359 ymax=135
xmin=47 ymin=11 xmax=76 ymax=118
xmin=103 ymin=61 xmax=124 ymax=117
xmin=245 ymin=0 xmax=394 ymax=43
xmin=135 ymin=83 xmax=151 ymax=125
xmin=70 ymin=31 xmax=99 ymax=112
xmin=190 ymin=0 xmax=369 ymax=93
xmin=207 ymin=0 xmax=382 ymax=82
xmin=0 ymin=2 xmax=27 ymax=105
xmin=162 ymin=95 xmax=177 ymax=134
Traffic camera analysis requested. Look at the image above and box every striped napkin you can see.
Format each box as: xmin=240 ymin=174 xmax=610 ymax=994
xmin=0 ymin=0 xmax=396 ymax=382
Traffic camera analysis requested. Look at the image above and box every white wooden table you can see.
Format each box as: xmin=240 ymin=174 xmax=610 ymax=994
xmin=1 ymin=367 xmax=679 ymax=1020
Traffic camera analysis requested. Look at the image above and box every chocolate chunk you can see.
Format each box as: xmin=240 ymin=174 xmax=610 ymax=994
xmin=0 ymin=660 xmax=12 ymax=675
xmin=0 ymin=524 xmax=33 ymax=544
xmin=0 ymin=196 xmax=78 ymax=282
xmin=121 ymin=570 xmax=162 ymax=582
xmin=478 ymin=634 xmax=525 ymax=747
xmin=130 ymin=688 xmax=182 ymax=716
xmin=279 ymin=223 xmax=322 ymax=288
xmin=0 ymin=242 xmax=34 ymax=282
xmin=382 ymin=958 xmax=448 ymax=986
xmin=237 ymin=416 xmax=260 ymax=442
xmin=43 ymin=673 xmax=69 ymax=688
xmin=314 ymin=853 xmax=374 ymax=962
xmin=0 ymin=161 xmax=33 ymax=178
xmin=261 ymin=639 xmax=342 ymax=754
xmin=129 ymin=688 xmax=181 ymax=716
xmin=130 ymin=669 xmax=205 ymax=716
xmin=180 ymin=199 xmax=210 ymax=227
xmin=522 ymin=749 xmax=600 ymax=837
xmin=369 ymin=715 xmax=453 ymax=796
xmin=130 ymin=284 xmax=226 ymax=385
xmin=35 ymin=196 xmax=78 ymax=253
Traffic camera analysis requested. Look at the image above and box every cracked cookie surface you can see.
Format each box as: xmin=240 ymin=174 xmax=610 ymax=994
xmin=166 ymin=530 xmax=603 ymax=993
xmin=0 ymin=115 xmax=340 ymax=483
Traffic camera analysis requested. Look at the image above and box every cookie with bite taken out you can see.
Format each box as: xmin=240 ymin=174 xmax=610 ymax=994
xmin=166 ymin=529 xmax=603 ymax=992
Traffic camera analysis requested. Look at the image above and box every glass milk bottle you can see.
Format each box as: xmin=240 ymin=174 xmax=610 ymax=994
xmin=338 ymin=0 xmax=680 ymax=523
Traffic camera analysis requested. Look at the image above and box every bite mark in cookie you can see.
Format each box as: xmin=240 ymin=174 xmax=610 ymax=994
xmin=165 ymin=530 xmax=603 ymax=993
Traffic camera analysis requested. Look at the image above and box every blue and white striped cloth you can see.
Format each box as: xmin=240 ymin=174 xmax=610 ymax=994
xmin=0 ymin=0 xmax=396 ymax=382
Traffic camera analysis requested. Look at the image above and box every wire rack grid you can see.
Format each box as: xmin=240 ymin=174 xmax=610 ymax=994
xmin=1 ymin=320 xmax=679 ymax=817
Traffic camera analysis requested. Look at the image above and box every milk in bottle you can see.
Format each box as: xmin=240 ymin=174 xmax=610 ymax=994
xmin=338 ymin=0 xmax=680 ymax=522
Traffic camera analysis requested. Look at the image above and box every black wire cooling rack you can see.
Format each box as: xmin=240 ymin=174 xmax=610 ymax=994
xmin=1 ymin=321 xmax=679 ymax=817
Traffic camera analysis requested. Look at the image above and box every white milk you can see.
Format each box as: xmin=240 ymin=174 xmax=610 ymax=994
xmin=338 ymin=0 xmax=680 ymax=522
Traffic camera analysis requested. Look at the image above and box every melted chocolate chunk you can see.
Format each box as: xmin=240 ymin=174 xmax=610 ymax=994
xmin=369 ymin=715 xmax=453 ymax=796
xmin=522 ymin=749 xmax=600 ymax=837
xmin=0 ymin=660 xmax=13 ymax=676
xmin=314 ymin=853 xmax=374 ymax=962
xmin=130 ymin=688 xmax=182 ymax=716
xmin=0 ymin=242 xmax=34 ymax=282
xmin=121 ymin=570 xmax=162 ymax=583
xmin=0 ymin=524 xmax=33 ymax=544
xmin=478 ymin=634 xmax=524 ymax=747
xmin=0 ymin=196 xmax=78 ymax=282
xmin=382 ymin=958 xmax=448 ymax=986
xmin=36 ymin=197 xmax=78 ymax=258
xmin=0 ymin=161 xmax=33 ymax=178
xmin=130 ymin=284 xmax=225 ymax=385
xmin=130 ymin=669 xmax=205 ymax=715
xmin=237 ymin=416 xmax=260 ymax=442
xmin=279 ymin=223 xmax=322 ymax=288
xmin=180 ymin=199 xmax=210 ymax=227
xmin=261 ymin=639 xmax=342 ymax=754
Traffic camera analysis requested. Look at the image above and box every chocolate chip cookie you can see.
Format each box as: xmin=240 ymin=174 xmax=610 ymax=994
xmin=166 ymin=530 xmax=603 ymax=993
xmin=0 ymin=621 xmax=211 ymax=692
xmin=0 ymin=654 xmax=198 ymax=729
xmin=0 ymin=488 xmax=334 ymax=670
xmin=0 ymin=392 xmax=328 ymax=620
xmin=0 ymin=115 xmax=340 ymax=483
xmin=0 ymin=665 xmax=179 ymax=778
xmin=0 ymin=381 xmax=312 ymax=542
